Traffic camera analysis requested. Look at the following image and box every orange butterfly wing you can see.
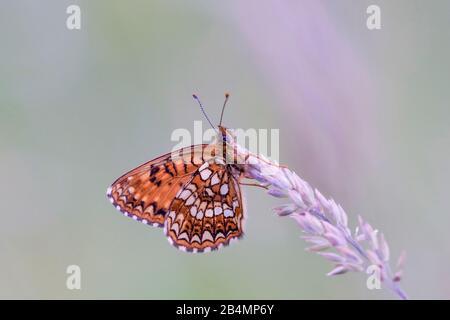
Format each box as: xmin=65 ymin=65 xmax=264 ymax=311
xmin=107 ymin=144 xmax=216 ymax=227
xmin=165 ymin=162 xmax=245 ymax=253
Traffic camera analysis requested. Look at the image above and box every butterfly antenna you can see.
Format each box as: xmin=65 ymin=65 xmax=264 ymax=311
xmin=192 ymin=94 xmax=216 ymax=130
xmin=219 ymin=92 xmax=230 ymax=126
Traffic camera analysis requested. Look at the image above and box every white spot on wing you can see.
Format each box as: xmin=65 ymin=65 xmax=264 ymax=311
xmin=224 ymin=209 xmax=234 ymax=218
xmin=205 ymin=209 xmax=214 ymax=217
xmin=191 ymin=234 xmax=201 ymax=243
xmin=214 ymin=207 xmax=222 ymax=216
xmin=178 ymin=232 xmax=189 ymax=241
xmin=211 ymin=173 xmax=220 ymax=185
xmin=179 ymin=190 xmax=191 ymax=200
xmin=202 ymin=230 xmax=214 ymax=242
xmin=215 ymin=157 xmax=225 ymax=165
xmin=190 ymin=206 xmax=197 ymax=217
xmin=186 ymin=184 xmax=197 ymax=192
xmin=185 ymin=194 xmax=196 ymax=206
xmin=200 ymin=168 xmax=212 ymax=180
xmin=199 ymin=162 xmax=209 ymax=171
xmin=171 ymin=222 xmax=179 ymax=235
xmin=215 ymin=232 xmax=225 ymax=240
xmin=220 ymin=184 xmax=229 ymax=195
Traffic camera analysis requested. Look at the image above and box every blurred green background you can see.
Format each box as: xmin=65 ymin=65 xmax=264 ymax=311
xmin=1 ymin=0 xmax=449 ymax=299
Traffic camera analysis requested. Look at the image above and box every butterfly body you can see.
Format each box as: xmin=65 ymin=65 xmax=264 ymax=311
xmin=107 ymin=126 xmax=251 ymax=253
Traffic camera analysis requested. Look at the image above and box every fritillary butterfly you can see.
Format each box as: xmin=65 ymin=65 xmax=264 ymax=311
xmin=107 ymin=94 xmax=252 ymax=253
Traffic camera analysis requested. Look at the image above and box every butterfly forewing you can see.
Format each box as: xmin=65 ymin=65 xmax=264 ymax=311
xmin=107 ymin=144 xmax=216 ymax=227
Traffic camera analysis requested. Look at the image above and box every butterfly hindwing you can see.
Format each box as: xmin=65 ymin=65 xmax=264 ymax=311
xmin=164 ymin=162 xmax=244 ymax=252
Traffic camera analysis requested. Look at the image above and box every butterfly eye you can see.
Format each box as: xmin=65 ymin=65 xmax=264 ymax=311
xmin=223 ymin=133 xmax=233 ymax=143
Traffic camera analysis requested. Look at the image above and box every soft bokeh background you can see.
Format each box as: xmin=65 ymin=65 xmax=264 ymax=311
xmin=1 ymin=0 xmax=449 ymax=299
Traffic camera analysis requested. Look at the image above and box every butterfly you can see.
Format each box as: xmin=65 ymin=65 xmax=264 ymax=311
xmin=107 ymin=94 xmax=256 ymax=253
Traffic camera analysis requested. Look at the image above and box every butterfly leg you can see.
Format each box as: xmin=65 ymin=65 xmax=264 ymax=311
xmin=239 ymin=182 xmax=269 ymax=190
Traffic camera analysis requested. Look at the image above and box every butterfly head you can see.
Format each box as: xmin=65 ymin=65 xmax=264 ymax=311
xmin=217 ymin=125 xmax=248 ymax=165
xmin=193 ymin=93 xmax=243 ymax=162
xmin=218 ymin=125 xmax=235 ymax=144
